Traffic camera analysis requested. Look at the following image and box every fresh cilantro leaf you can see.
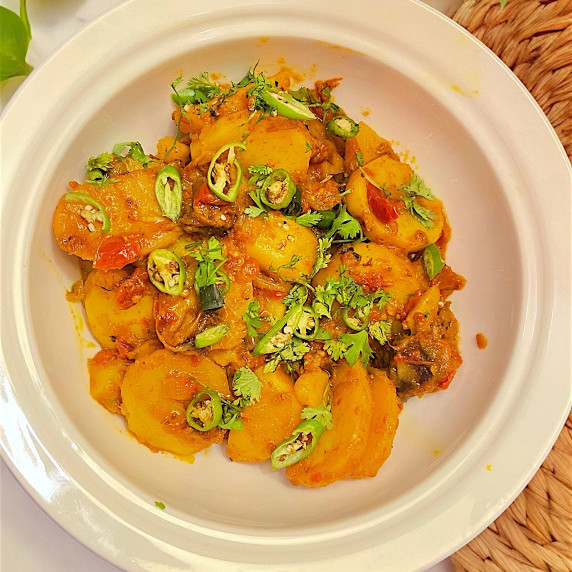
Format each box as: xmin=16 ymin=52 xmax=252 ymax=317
xmin=323 ymin=338 xmax=347 ymax=361
xmin=368 ymin=320 xmax=392 ymax=345
xmin=400 ymin=173 xmax=436 ymax=229
xmin=374 ymin=289 xmax=392 ymax=309
xmin=301 ymin=403 xmax=333 ymax=430
xmin=339 ymin=330 xmax=372 ymax=367
xmin=269 ymin=255 xmax=302 ymax=279
xmin=248 ymin=164 xmax=273 ymax=186
xmin=155 ymin=501 xmax=166 ymax=510
xmin=311 ymin=235 xmax=333 ymax=277
xmin=328 ymin=206 xmax=363 ymax=241
xmin=244 ymin=204 xmax=266 ymax=218
xmin=186 ymin=236 xmax=227 ymax=290
xmin=85 ymin=152 xmax=117 ymax=187
xmin=279 ymin=338 xmax=310 ymax=362
xmin=232 ymin=367 xmax=262 ymax=407
xmin=283 ymin=283 xmax=308 ymax=309
xmin=0 ymin=1 xmax=33 ymax=83
xmin=312 ymin=281 xmax=337 ymax=319
xmin=243 ymin=300 xmax=262 ymax=337
xmin=295 ymin=210 xmax=322 ymax=227
xmin=401 ymin=172 xmax=434 ymax=200
xmin=171 ymin=72 xmax=222 ymax=106
xmin=112 ymin=141 xmax=152 ymax=167
xmin=288 ymin=87 xmax=320 ymax=106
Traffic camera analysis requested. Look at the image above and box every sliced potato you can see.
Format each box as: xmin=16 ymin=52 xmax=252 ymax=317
xmin=53 ymin=169 xmax=182 ymax=267
xmin=350 ymin=369 xmax=401 ymax=479
xmin=227 ymin=367 xmax=303 ymax=463
xmin=286 ymin=361 xmax=373 ymax=487
xmin=121 ymin=349 xmax=229 ymax=457
xmin=88 ymin=349 xmax=130 ymax=414
xmin=83 ymin=269 xmax=156 ymax=350
xmin=345 ymin=155 xmax=445 ymax=252
xmin=235 ymin=211 xmax=317 ymax=281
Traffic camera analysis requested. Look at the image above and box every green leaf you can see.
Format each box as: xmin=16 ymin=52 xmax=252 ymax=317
xmin=155 ymin=501 xmax=166 ymax=510
xmin=283 ymin=284 xmax=308 ymax=309
xmin=232 ymin=367 xmax=262 ymax=407
xmin=301 ymin=403 xmax=333 ymax=430
xmin=339 ymin=330 xmax=372 ymax=367
xmin=295 ymin=210 xmax=322 ymax=227
xmin=499 ymin=0 xmax=508 ymax=7
xmin=328 ymin=206 xmax=363 ymax=241
xmin=323 ymin=338 xmax=347 ymax=361
xmin=368 ymin=320 xmax=391 ymax=345
xmin=243 ymin=300 xmax=262 ymax=337
xmin=0 ymin=3 xmax=33 ymax=83
xmin=112 ymin=141 xmax=152 ymax=167
xmin=401 ymin=172 xmax=434 ymax=200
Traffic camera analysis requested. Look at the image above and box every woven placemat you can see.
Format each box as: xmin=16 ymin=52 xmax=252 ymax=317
xmin=451 ymin=1 xmax=572 ymax=570
xmin=453 ymin=0 xmax=572 ymax=160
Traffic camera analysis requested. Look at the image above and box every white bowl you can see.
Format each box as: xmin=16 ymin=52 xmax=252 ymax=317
xmin=1 ymin=0 xmax=570 ymax=570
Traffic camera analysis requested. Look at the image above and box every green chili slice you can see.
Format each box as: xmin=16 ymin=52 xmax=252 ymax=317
xmin=207 ymin=141 xmax=246 ymax=202
xmin=342 ymin=305 xmax=370 ymax=331
xmin=186 ymin=389 xmax=223 ymax=431
xmin=155 ymin=165 xmax=182 ymax=222
xmin=260 ymin=89 xmax=316 ymax=121
xmin=326 ymin=115 xmax=359 ymax=139
xmin=294 ymin=306 xmax=319 ymax=340
xmin=261 ymin=169 xmax=297 ymax=210
xmin=147 ymin=249 xmax=186 ymax=296
xmin=271 ymin=419 xmax=325 ymax=469
xmin=252 ymin=305 xmax=304 ymax=356
xmin=280 ymin=186 xmax=302 ymax=217
xmin=423 ymin=243 xmax=445 ymax=279
xmin=64 ymin=192 xmax=111 ymax=233
xmin=194 ymin=323 xmax=230 ymax=348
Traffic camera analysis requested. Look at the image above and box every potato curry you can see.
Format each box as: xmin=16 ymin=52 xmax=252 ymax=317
xmin=52 ymin=66 xmax=465 ymax=487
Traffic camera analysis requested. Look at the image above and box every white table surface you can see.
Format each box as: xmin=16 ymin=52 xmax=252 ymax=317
xmin=0 ymin=0 xmax=462 ymax=570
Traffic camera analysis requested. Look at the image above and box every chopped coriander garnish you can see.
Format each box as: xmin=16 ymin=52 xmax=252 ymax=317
xmin=243 ymin=300 xmax=262 ymax=337
xmin=155 ymin=501 xmax=166 ymax=510
xmin=295 ymin=210 xmax=323 ymax=227
xmin=368 ymin=320 xmax=392 ymax=345
xmin=400 ymin=173 xmax=436 ymax=228
xmin=232 ymin=367 xmax=262 ymax=408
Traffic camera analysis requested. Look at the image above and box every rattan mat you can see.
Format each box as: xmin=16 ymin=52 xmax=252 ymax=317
xmin=450 ymin=1 xmax=572 ymax=570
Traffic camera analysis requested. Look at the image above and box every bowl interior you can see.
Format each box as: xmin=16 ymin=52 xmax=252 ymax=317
xmin=25 ymin=35 xmax=522 ymax=532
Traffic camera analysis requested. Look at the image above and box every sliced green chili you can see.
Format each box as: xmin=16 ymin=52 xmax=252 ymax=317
xmin=423 ymin=243 xmax=444 ymax=279
xmin=271 ymin=419 xmax=325 ymax=469
xmin=64 ymin=192 xmax=111 ymax=233
xmin=194 ymin=323 xmax=230 ymax=348
xmin=147 ymin=249 xmax=186 ymax=296
xmin=294 ymin=306 xmax=319 ymax=340
xmin=260 ymin=89 xmax=315 ymax=121
xmin=207 ymin=141 xmax=246 ymax=202
xmin=186 ymin=389 xmax=223 ymax=431
xmin=326 ymin=116 xmax=359 ymax=139
xmin=342 ymin=305 xmax=370 ymax=331
xmin=198 ymin=283 xmax=225 ymax=312
xmin=260 ymin=169 xmax=296 ymax=209
xmin=252 ymin=305 xmax=304 ymax=356
xmin=155 ymin=165 xmax=182 ymax=222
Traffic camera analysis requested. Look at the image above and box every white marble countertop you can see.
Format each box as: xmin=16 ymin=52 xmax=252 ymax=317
xmin=0 ymin=1 xmax=462 ymax=570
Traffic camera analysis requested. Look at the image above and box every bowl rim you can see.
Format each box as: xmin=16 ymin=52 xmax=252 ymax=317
xmin=1 ymin=0 xmax=571 ymax=570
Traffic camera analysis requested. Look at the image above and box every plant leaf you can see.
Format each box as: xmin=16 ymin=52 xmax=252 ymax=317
xmin=0 ymin=5 xmax=33 ymax=82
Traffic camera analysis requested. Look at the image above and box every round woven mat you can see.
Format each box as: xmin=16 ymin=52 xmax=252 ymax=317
xmin=450 ymin=2 xmax=572 ymax=570
xmin=453 ymin=0 xmax=572 ymax=160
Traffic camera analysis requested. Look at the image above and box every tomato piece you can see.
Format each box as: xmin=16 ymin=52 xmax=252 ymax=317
xmin=366 ymin=181 xmax=400 ymax=223
xmin=193 ymin=183 xmax=228 ymax=207
xmin=115 ymin=267 xmax=149 ymax=309
xmin=94 ymin=236 xmax=141 ymax=270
